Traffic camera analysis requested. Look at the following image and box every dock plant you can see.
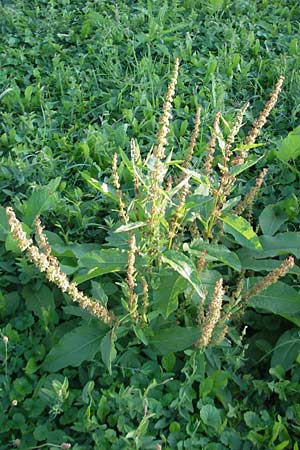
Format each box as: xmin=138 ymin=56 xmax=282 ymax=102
xmin=6 ymin=60 xmax=295 ymax=371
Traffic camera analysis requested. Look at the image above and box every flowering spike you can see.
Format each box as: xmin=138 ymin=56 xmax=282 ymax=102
xmin=6 ymin=207 xmax=116 ymax=326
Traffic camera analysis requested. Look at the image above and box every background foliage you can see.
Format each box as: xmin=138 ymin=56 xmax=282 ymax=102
xmin=0 ymin=0 xmax=300 ymax=449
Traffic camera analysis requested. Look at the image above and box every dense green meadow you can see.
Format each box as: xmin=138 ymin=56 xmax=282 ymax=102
xmin=1 ymin=0 xmax=300 ymax=448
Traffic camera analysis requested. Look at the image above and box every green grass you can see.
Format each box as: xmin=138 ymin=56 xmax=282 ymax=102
xmin=0 ymin=1 xmax=300 ymax=449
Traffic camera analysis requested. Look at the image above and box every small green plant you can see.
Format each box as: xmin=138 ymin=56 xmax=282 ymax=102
xmin=5 ymin=60 xmax=295 ymax=371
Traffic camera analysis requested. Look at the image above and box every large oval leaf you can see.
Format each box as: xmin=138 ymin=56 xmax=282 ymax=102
xmin=271 ymin=329 xmax=300 ymax=370
xmin=275 ymin=125 xmax=300 ymax=162
xmin=152 ymin=269 xmax=187 ymax=318
xmin=162 ymin=250 xmax=205 ymax=299
xmin=260 ymin=232 xmax=300 ymax=258
xmin=247 ymin=280 xmax=300 ymax=325
xmin=221 ymin=214 xmax=262 ymax=250
xmin=75 ymin=248 xmax=129 ymax=284
xmin=43 ymin=323 xmax=107 ymax=372
xmin=237 ymin=250 xmax=300 ymax=275
xmin=23 ymin=284 xmax=56 ymax=320
xmin=149 ymin=326 xmax=200 ymax=354
xmin=23 ymin=178 xmax=61 ymax=226
xmin=259 ymin=204 xmax=288 ymax=236
xmin=185 ymin=240 xmax=241 ymax=271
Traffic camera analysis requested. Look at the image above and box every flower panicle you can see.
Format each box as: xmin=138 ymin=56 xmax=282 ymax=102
xmin=196 ymin=250 xmax=207 ymax=273
xmin=35 ymin=216 xmax=51 ymax=256
xmin=212 ymin=324 xmax=228 ymax=346
xmin=245 ymin=75 xmax=284 ymax=146
xmin=154 ymin=58 xmax=180 ymax=160
xmin=168 ymin=179 xmax=190 ymax=241
xmin=204 ymin=111 xmax=221 ymax=178
xmin=112 ymin=153 xmax=129 ymax=224
xmin=6 ymin=207 xmax=115 ymax=326
xmin=141 ymin=276 xmax=149 ymax=321
xmin=242 ymin=255 xmax=294 ymax=303
xmin=126 ymin=233 xmax=138 ymax=319
xmin=223 ymin=101 xmax=249 ymax=167
xmin=233 ymin=168 xmax=268 ymax=216
xmin=231 ymin=76 xmax=284 ymax=167
xmin=195 ymin=278 xmax=224 ymax=348
xmin=183 ymin=106 xmax=201 ymax=169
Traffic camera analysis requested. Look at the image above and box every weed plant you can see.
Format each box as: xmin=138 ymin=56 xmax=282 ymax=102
xmin=6 ymin=60 xmax=295 ymax=360
xmin=1 ymin=1 xmax=300 ymax=448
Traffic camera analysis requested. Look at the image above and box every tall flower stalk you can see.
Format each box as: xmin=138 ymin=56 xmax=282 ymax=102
xmin=6 ymin=207 xmax=116 ymax=326
xmin=147 ymin=58 xmax=180 ymax=260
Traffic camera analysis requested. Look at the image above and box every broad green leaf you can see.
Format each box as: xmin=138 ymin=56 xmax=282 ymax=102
xmin=153 ymin=269 xmax=187 ymax=318
xmin=280 ymin=194 xmax=299 ymax=220
xmin=78 ymin=248 xmax=128 ymax=270
xmin=43 ymin=323 xmax=107 ymax=372
xmin=221 ymin=214 xmax=262 ymax=250
xmin=275 ymin=126 xmax=300 ymax=162
xmin=248 ymin=280 xmax=300 ymax=324
xmin=100 ymin=331 xmax=117 ymax=375
xmin=149 ymin=326 xmax=199 ymax=354
xmin=230 ymin=154 xmax=263 ymax=176
xmin=237 ymin=250 xmax=300 ymax=275
xmin=221 ymin=195 xmax=241 ymax=213
xmin=185 ymin=195 xmax=214 ymax=226
xmin=3 ymin=291 xmax=20 ymax=316
xmin=81 ymin=171 xmax=116 ymax=201
xmin=185 ymin=240 xmax=241 ymax=271
xmin=271 ymin=329 xmax=300 ymax=370
xmin=244 ymin=411 xmax=261 ymax=429
xmin=259 ymin=204 xmax=288 ymax=236
xmin=62 ymin=305 xmax=93 ymax=320
xmin=200 ymin=404 xmax=222 ymax=431
xmin=237 ymin=233 xmax=300 ymax=261
xmin=260 ymin=232 xmax=300 ymax=258
xmin=200 ymin=270 xmax=223 ymax=301
xmin=162 ymin=353 xmax=176 ymax=372
xmin=23 ymin=284 xmax=55 ymax=319
xmin=162 ymin=250 xmax=205 ymax=299
xmin=0 ymin=206 xmax=8 ymax=241
xmin=75 ymin=249 xmax=128 ymax=283
xmin=23 ymin=178 xmax=61 ymax=226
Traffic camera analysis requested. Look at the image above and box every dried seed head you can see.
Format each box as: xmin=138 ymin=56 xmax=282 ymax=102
xmin=35 ymin=216 xmax=51 ymax=256
xmin=195 ymin=278 xmax=224 ymax=348
xmin=2 ymin=335 xmax=8 ymax=345
xmin=112 ymin=153 xmax=120 ymax=190
xmin=6 ymin=207 xmax=116 ymax=326
xmin=233 ymin=168 xmax=268 ymax=216
xmin=126 ymin=234 xmax=138 ymax=319
xmin=204 ymin=111 xmax=221 ymax=178
xmin=213 ymin=324 xmax=228 ymax=345
xmin=6 ymin=206 xmax=33 ymax=251
xmin=112 ymin=153 xmax=129 ymax=223
xmin=154 ymin=58 xmax=180 ymax=160
xmin=168 ymin=180 xmax=190 ymax=240
xmin=223 ymin=102 xmax=249 ymax=164
xmin=196 ymin=250 xmax=207 ymax=273
xmin=183 ymin=106 xmax=201 ymax=169
xmin=242 ymin=255 xmax=294 ymax=303
xmin=245 ymin=75 xmax=284 ymax=146
xmin=141 ymin=276 xmax=149 ymax=321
